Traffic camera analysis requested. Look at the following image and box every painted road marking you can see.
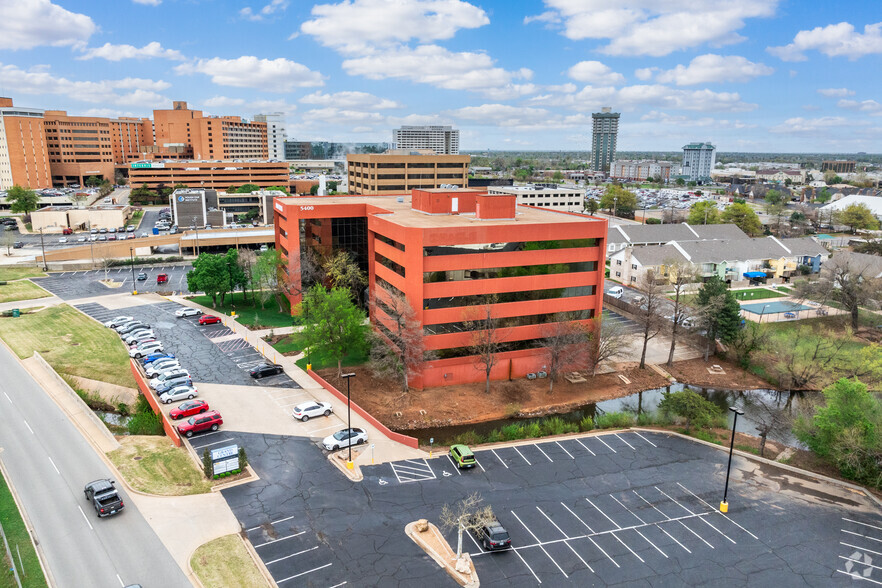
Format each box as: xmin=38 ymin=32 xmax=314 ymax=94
xmin=576 ymin=438 xmax=596 ymax=456
xmin=595 ymin=436 xmax=617 ymax=454
xmin=513 ymin=446 xmax=531 ymax=465
xmin=391 ymin=458 xmax=436 ymax=483
xmin=837 ymin=570 xmax=882 ymax=585
xmin=656 ymin=486 xmax=735 ymax=545
xmin=265 ymin=546 xmax=319 ymax=565
xmin=190 ymin=438 xmax=236 ymax=450
xmin=510 ymin=510 xmax=568 ymax=578
xmin=614 ymin=433 xmax=636 ymax=450
xmin=246 ymin=515 xmax=296 ymax=532
xmin=536 ymin=506 xmax=595 ymax=573
xmin=446 ymin=454 xmax=462 ymax=475
xmin=78 ymin=506 xmax=93 ymax=530
xmin=534 ymin=444 xmax=553 ymax=462
xmin=555 ymin=441 xmax=574 ymax=459
xmin=586 ymin=497 xmax=645 ymax=563
xmin=23 ymin=420 xmax=34 ymax=435
xmin=276 ymin=563 xmax=333 ymax=584
xmin=3 ymin=392 xmax=11 ymax=403
xmin=47 ymin=456 xmax=60 ymax=474
xmin=634 ymin=432 xmax=657 ymax=447
xmin=844 ymin=518 xmax=882 ymax=533
xmin=678 ymin=482 xmax=758 ymax=540
xmin=490 ymin=449 xmax=509 ymax=468
xmin=254 ymin=531 xmax=306 ymax=548
xmin=610 ymin=495 xmax=667 ymax=558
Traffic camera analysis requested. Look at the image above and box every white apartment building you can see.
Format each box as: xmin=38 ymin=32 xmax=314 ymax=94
xmin=253 ymin=112 xmax=287 ymax=160
xmin=392 ymin=125 xmax=459 ymax=155
xmin=488 ymin=184 xmax=586 ymax=213
xmin=681 ymin=142 xmax=716 ymax=182
xmin=610 ymin=160 xmax=673 ymax=182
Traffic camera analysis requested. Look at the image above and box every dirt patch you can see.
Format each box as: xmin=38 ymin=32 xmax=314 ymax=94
xmin=854 ymin=327 xmax=882 ymax=344
xmin=664 ymin=357 xmax=773 ymax=390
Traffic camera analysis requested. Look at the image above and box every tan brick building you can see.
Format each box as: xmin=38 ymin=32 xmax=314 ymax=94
xmin=347 ymin=150 xmax=470 ymax=195
xmin=0 ymin=97 xmax=52 ymax=190
xmin=129 ymin=160 xmax=289 ymax=191
xmin=153 ymin=101 xmax=267 ymax=161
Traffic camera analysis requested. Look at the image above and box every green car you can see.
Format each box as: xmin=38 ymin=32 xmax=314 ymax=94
xmin=449 ymin=444 xmax=477 ymax=469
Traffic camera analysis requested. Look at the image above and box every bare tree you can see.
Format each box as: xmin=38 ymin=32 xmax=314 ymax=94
xmin=774 ymin=327 xmax=849 ymax=389
xmin=585 ymin=315 xmax=628 ymax=376
xmin=324 ymin=250 xmax=366 ymax=303
xmin=1 ymin=228 xmax=14 ymax=256
xmin=795 ymin=253 xmax=881 ymax=330
xmin=369 ymin=292 xmax=426 ymax=393
xmin=540 ymin=316 xmax=588 ymax=394
xmin=665 ymin=261 xmax=696 ymax=367
xmin=728 ymin=322 xmax=768 ymax=368
xmin=465 ymin=297 xmax=507 ymax=394
xmin=439 ymin=493 xmax=496 ymax=561
xmin=637 ymin=269 xmax=666 ymax=369
xmin=743 ymin=394 xmax=793 ymax=458
xmin=99 ymin=256 xmax=115 ymax=282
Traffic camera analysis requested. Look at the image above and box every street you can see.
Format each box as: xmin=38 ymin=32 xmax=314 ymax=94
xmin=0 ymin=343 xmax=190 ymax=588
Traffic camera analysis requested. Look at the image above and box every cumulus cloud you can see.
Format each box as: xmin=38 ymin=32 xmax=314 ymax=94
xmin=78 ymin=42 xmax=185 ymax=62
xmin=301 ymin=0 xmax=489 ymax=52
xmin=640 ymin=110 xmax=757 ymax=129
xmin=567 ymin=61 xmax=625 ymax=85
xmin=768 ymin=116 xmax=853 ymax=134
xmin=768 ymin=21 xmax=882 ymax=61
xmin=818 ymin=88 xmax=854 ymax=97
xmin=201 ymin=96 xmax=297 ymax=115
xmin=175 ymin=56 xmax=324 ymax=91
xmin=0 ymin=0 xmax=96 ymax=50
xmin=838 ymin=99 xmax=882 ymax=115
xmin=300 ymin=91 xmax=403 ymax=110
xmin=655 ymin=54 xmax=773 ymax=85
xmin=304 ymin=107 xmax=386 ymax=124
xmin=240 ymin=0 xmax=289 ymax=21
xmin=132 ymin=0 xmax=161 ymax=5
xmin=526 ymin=0 xmax=778 ymax=56
xmin=528 ymin=84 xmax=757 ymax=112
xmin=634 ymin=67 xmax=658 ymax=81
xmin=341 ymin=45 xmax=535 ymax=99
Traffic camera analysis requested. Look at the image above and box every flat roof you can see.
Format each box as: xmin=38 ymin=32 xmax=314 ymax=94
xmin=278 ymin=194 xmax=604 ymax=229
xmin=180 ymin=228 xmax=274 ymax=241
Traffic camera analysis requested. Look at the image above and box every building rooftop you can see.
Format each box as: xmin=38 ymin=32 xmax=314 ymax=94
xmin=624 ymin=236 xmax=828 ymax=266
xmin=607 ymin=222 xmax=748 ymax=245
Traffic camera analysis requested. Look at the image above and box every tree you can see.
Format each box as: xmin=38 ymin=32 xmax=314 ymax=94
xmin=796 ymin=254 xmax=881 ymax=330
xmin=585 ymin=316 xmax=628 ymax=376
xmin=324 ymin=251 xmax=366 ymax=304
xmin=541 ymin=317 xmax=587 ymax=394
xmin=265 ymin=185 xmax=290 ymax=195
xmin=6 ymin=185 xmax=39 ymax=217
xmin=238 ymin=249 xmax=258 ymax=303
xmin=223 ymin=248 xmax=247 ymax=298
xmin=687 ymin=201 xmax=720 ymax=225
xmin=236 ymin=184 xmax=260 ymax=193
xmin=585 ymin=199 xmax=599 ymax=215
xmin=552 ymin=170 xmax=564 ymax=183
xmin=636 ymin=270 xmax=665 ymax=369
xmin=439 ymin=493 xmax=495 ymax=562
xmin=823 ymin=171 xmax=843 ymax=185
xmin=833 ymin=203 xmax=880 ymax=233
xmin=728 ymin=322 xmax=768 ymax=368
xmin=815 ymin=188 xmax=832 ymax=204
xmin=721 ymin=202 xmax=762 ymax=236
xmin=764 ymin=189 xmax=784 ymax=207
xmin=369 ymin=292 xmax=425 ymax=393
xmin=773 ymin=328 xmax=849 ymax=389
xmin=2 ymin=228 xmax=15 ymax=256
xmin=298 ymin=285 xmax=369 ymax=375
xmin=687 ymin=181 xmax=697 ymax=188
xmin=743 ymin=394 xmax=791 ymax=458
xmin=665 ymin=261 xmax=696 ymax=367
xmin=187 ymin=253 xmax=231 ymax=307
xmin=675 ymin=177 xmax=685 ymax=186
xmin=599 ymin=184 xmax=637 ymax=217
xmin=658 ymin=389 xmax=722 ymax=432
xmin=694 ymin=276 xmax=741 ymax=360
xmin=465 ymin=298 xmax=506 ymax=394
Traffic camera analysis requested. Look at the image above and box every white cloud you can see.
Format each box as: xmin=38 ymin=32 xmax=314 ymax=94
xmin=78 ymin=42 xmax=185 ymax=62
xmin=300 ymin=91 xmax=403 ymax=110
xmin=0 ymin=63 xmax=169 ymax=108
xmin=768 ymin=116 xmax=853 ymax=134
xmin=655 ymin=54 xmax=773 ymax=85
xmin=240 ymin=0 xmax=289 ymax=21
xmin=446 ymin=104 xmax=553 ymax=127
xmin=528 ymin=84 xmax=757 ymax=112
xmin=132 ymin=0 xmax=161 ymax=5
xmin=202 ymin=96 xmax=246 ymax=108
xmin=201 ymin=96 xmax=297 ymax=115
xmin=838 ymin=99 xmax=882 ymax=115
xmin=304 ymin=107 xmax=385 ymax=124
xmin=341 ymin=45 xmax=535 ymax=99
xmin=0 ymin=0 xmax=96 ymax=50
xmin=527 ymin=0 xmax=778 ymax=56
xmin=301 ymin=0 xmax=489 ymax=52
xmin=175 ymin=56 xmax=324 ymax=91
xmin=634 ymin=67 xmax=657 ymax=81
xmin=567 ymin=61 xmax=625 ymax=85
xmin=817 ymin=88 xmax=854 ymax=97
xmin=639 ymin=110 xmax=757 ymax=129
xmin=768 ymin=22 xmax=882 ymax=61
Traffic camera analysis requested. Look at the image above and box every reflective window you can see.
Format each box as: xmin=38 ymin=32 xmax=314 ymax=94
xmin=424 ymin=261 xmax=596 ymax=283
xmin=424 ymin=285 xmax=596 ymax=309
xmin=424 ymin=238 xmax=598 ymax=257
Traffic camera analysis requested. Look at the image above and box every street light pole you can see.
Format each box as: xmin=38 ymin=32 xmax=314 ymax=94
xmin=192 ymin=215 xmax=200 ymax=256
xmin=38 ymin=227 xmax=48 ymax=271
xmin=88 ymin=220 xmax=95 ymax=269
xmin=341 ymin=372 xmax=355 ymax=469
xmin=720 ymin=405 xmax=745 ymax=513
xmin=129 ymin=247 xmax=136 ymax=294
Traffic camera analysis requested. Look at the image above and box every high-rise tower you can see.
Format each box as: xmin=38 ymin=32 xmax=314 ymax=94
xmin=591 ymin=107 xmax=620 ymax=173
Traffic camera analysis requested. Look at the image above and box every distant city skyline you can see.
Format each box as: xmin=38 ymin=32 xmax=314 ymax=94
xmin=0 ymin=1 xmax=879 ymax=152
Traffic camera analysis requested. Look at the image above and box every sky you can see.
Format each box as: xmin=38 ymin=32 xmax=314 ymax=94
xmin=0 ymin=0 xmax=880 ymax=153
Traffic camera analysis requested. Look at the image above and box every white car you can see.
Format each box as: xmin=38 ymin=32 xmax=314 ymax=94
xmin=322 ymin=428 xmax=367 ymax=451
xmin=140 ymin=232 xmax=149 ymax=238
xmin=174 ymin=307 xmax=203 ymax=318
xmin=58 ymin=237 xmax=67 ymax=243
xmin=146 ymin=360 xmax=181 ymax=377
xmin=104 ymin=316 xmax=133 ymax=328
xmin=130 ymin=342 xmax=163 ymax=358
xmin=77 ymin=236 xmax=86 ymax=242
xmin=159 ymin=385 xmax=197 ymax=404
xmin=292 ymin=401 xmax=333 ymax=422
xmin=124 ymin=330 xmax=155 ymax=345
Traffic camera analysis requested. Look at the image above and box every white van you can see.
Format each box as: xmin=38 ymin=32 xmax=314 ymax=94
xmin=608 ymin=286 xmax=624 ymax=299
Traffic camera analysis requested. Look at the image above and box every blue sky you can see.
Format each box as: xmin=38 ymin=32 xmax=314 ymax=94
xmin=1 ymin=0 xmax=880 ymax=152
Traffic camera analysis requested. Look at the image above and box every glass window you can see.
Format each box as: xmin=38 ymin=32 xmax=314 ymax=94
xmin=424 ymin=285 xmax=596 ymax=309
xmin=424 ymin=238 xmax=597 ymax=257
xmin=424 ymin=261 xmax=596 ymax=283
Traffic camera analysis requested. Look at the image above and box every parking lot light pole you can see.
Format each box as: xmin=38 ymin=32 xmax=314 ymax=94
xmin=341 ymin=372 xmax=355 ymax=469
xmin=720 ymin=406 xmax=745 ymax=513
xmin=38 ymin=227 xmax=48 ymax=271
xmin=129 ymin=247 xmax=136 ymax=294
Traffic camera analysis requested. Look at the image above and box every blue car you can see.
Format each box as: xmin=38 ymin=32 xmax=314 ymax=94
xmin=143 ymin=352 xmax=175 ymax=365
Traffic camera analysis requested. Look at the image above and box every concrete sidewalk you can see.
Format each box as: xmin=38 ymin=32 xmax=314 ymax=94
xmin=0 ymin=295 xmax=62 ymax=312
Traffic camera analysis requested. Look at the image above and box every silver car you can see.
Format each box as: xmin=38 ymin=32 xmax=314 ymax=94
xmin=159 ymin=385 xmax=197 ymax=405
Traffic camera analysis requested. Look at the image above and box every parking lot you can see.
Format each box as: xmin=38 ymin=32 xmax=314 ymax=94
xmin=222 ymin=428 xmax=882 ymax=587
xmin=34 ymin=265 xmax=193 ymax=300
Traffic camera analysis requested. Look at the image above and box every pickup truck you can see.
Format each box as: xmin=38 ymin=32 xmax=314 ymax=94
xmin=84 ymin=479 xmax=124 ymax=517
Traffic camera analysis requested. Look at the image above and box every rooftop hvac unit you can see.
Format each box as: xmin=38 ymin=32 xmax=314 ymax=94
xmin=396 ymin=197 xmax=404 ymax=203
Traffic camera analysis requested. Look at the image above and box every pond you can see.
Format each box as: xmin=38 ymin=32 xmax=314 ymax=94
xmin=399 ymin=383 xmax=811 ymax=448
xmin=95 ymin=411 xmax=132 ymax=428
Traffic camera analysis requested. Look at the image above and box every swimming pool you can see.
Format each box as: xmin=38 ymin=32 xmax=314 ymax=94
xmin=741 ymin=300 xmax=814 ymax=315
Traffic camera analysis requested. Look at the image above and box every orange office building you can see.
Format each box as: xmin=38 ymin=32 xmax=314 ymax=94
xmin=273 ymin=188 xmax=607 ymax=388
xmin=0 ymin=97 xmax=51 ymax=190
xmin=153 ymin=101 xmax=267 ymax=160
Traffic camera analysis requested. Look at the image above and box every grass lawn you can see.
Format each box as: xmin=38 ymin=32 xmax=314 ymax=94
xmin=0 ymin=267 xmax=45 ymax=281
xmin=107 ymin=436 xmax=213 ymax=495
xmin=729 ymin=288 xmax=788 ymax=301
xmin=294 ymin=345 xmax=369 ymax=371
xmin=190 ymin=535 xmax=268 ymax=588
xmin=0 ymin=280 xmax=50 ymax=304
xmin=268 ymin=333 xmax=305 ymax=354
xmin=0 ymin=470 xmax=48 ymax=588
xmin=188 ymin=291 xmax=293 ymax=328
xmin=0 ymin=304 xmax=135 ymax=388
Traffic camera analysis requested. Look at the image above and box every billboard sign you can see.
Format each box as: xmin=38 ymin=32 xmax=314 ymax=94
xmin=131 ymin=162 xmax=166 ymax=169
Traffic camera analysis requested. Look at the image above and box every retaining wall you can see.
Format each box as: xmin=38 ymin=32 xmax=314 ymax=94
xmin=130 ymin=359 xmax=182 ymax=447
xmin=308 ymin=370 xmax=419 ymax=449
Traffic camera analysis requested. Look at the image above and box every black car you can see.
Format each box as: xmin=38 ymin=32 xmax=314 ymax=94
xmin=13 ymin=241 xmax=23 ymax=248
xmin=473 ymin=519 xmax=511 ymax=551
xmin=84 ymin=479 xmax=124 ymax=517
xmin=136 ymin=272 xmax=147 ymax=281
xmin=250 ymin=363 xmax=283 ymax=378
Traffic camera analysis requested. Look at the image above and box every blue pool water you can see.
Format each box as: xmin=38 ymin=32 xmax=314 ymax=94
xmin=741 ymin=300 xmax=813 ymax=314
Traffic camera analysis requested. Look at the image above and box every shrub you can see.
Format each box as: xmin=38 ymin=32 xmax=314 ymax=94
xmin=579 ymin=416 xmax=595 ymax=432
xmin=501 ymin=423 xmax=523 ymax=441
xmin=524 ymin=422 xmax=542 ymax=438
xmin=485 ymin=429 xmax=503 ymax=444
xmin=595 ymin=412 xmax=636 ymax=429
xmin=238 ymin=447 xmax=248 ymax=471
xmin=694 ymin=430 xmax=720 ymax=444
xmin=127 ymin=394 xmax=163 ymax=435
xmin=450 ymin=431 xmax=482 ymax=446
xmin=117 ymin=402 xmax=131 ymax=417
xmin=202 ymin=449 xmax=212 ymax=479
xmin=657 ymin=389 xmax=723 ymax=432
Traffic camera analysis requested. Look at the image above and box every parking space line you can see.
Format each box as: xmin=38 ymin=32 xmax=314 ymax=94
xmin=555 ymin=441 xmax=573 ymax=459
xmin=254 ymin=531 xmax=306 ymax=548
xmin=839 ymin=555 xmax=882 ymax=573
xmin=576 ymin=438 xmax=596 ymax=456
xmin=190 ymin=438 xmax=236 ymax=449
xmin=509 ymin=510 xmax=568 ymax=578
xmin=656 ymin=487 xmax=735 ymax=544
xmin=534 ymin=444 xmax=553 ymax=462
xmin=446 ymin=455 xmax=462 ymax=475
xmin=842 ymin=542 xmax=882 ymax=557
xmin=586 ymin=497 xmax=645 ymax=563
xmin=842 ymin=529 xmax=882 ymax=543
xmin=837 ymin=570 xmax=882 ymax=585
xmin=512 ymin=547 xmax=542 ymax=584
xmin=678 ymin=483 xmax=758 ymax=540
xmin=246 ymin=515 xmax=296 ymax=532
xmin=513 ymin=447 xmax=531 ymax=465
xmin=657 ymin=523 xmax=691 ymax=554
xmin=585 ymin=498 xmax=620 ymax=530
xmin=614 ymin=433 xmax=636 ymax=450
xmin=490 ymin=449 xmax=508 ymax=468
xmin=560 ymin=503 xmax=594 ymax=534
xmin=305 ymin=424 xmax=341 ymax=434
xmin=474 ymin=457 xmax=485 ymax=472
xmin=276 ymin=563 xmax=333 ymax=584
xmin=632 ymin=490 xmax=708 ymax=550
xmin=633 ymin=432 xmax=657 ymax=447
xmin=465 ymin=526 xmax=484 ymax=552
xmin=328 ymin=583 xmax=348 ymax=588
xmin=536 ymin=507 xmax=594 ymax=573
xmin=610 ymin=496 xmax=667 ymax=558
xmin=595 ymin=436 xmax=617 ymax=454
xmin=265 ymin=546 xmax=319 ymax=565
xmin=844 ymin=518 xmax=882 ymax=532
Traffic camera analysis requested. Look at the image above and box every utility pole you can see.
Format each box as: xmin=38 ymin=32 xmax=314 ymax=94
xmin=38 ymin=227 xmax=48 ymax=271
xmin=129 ymin=247 xmax=136 ymax=294
xmin=88 ymin=220 xmax=95 ymax=269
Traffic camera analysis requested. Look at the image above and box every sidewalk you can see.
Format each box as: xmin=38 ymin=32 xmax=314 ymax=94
xmin=0 ymin=295 xmax=62 ymax=312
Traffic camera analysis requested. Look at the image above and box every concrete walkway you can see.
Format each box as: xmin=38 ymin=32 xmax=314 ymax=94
xmin=0 ymin=295 xmax=62 ymax=312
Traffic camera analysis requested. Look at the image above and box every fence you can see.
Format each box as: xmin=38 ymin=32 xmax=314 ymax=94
xmin=129 ymin=359 xmax=182 ymax=447
xmin=308 ymin=370 xmax=420 ymax=449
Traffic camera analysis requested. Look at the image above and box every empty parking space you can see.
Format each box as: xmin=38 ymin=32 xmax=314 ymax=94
xmin=601 ymin=309 xmax=641 ymax=335
xmin=34 ymin=265 xmax=194 ymax=300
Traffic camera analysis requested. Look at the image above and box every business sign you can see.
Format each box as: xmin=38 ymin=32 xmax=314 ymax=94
xmin=177 ymin=194 xmax=201 ymax=203
xmin=131 ymin=162 xmax=165 ymax=169
xmin=210 ymin=444 xmax=240 ymax=476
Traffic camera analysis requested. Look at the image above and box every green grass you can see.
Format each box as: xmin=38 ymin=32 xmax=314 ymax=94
xmin=108 ymin=437 xmax=214 ymax=495
xmin=295 ymin=345 xmax=369 ymax=370
xmin=268 ymin=333 xmax=305 ymax=354
xmin=0 ymin=280 xmax=50 ymax=304
xmin=0 ymin=304 xmax=136 ymax=387
xmin=730 ymin=288 xmax=788 ymax=301
xmin=0 ymin=267 xmax=45 ymax=281
xmin=188 ymin=291 xmax=293 ymax=328
xmin=190 ymin=535 xmax=268 ymax=588
xmin=0 ymin=469 xmax=48 ymax=588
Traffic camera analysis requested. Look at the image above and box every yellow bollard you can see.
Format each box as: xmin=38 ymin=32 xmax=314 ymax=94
xmin=346 ymin=461 xmax=354 ymax=470
xmin=306 ymin=363 xmax=312 ymax=371
xmin=719 ymin=501 xmax=728 ymax=513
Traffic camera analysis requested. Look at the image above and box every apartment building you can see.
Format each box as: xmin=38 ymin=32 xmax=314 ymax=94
xmin=0 ymin=97 xmax=51 ymax=190
xmin=392 ymin=125 xmax=460 ymax=155
xmin=682 ymin=142 xmax=716 ymax=182
xmin=273 ymin=188 xmax=607 ymax=388
xmin=347 ymin=150 xmax=470 ymax=195
xmin=605 ymin=222 xmax=748 ymax=257
xmin=129 ymin=160 xmax=288 ymax=191
xmin=253 ymin=113 xmax=286 ymax=160
xmin=756 ymin=169 xmax=807 ymax=184
xmin=610 ymin=160 xmax=673 ymax=182
xmin=591 ymin=107 xmax=619 ymax=173
xmin=487 ymin=184 xmax=586 ymax=212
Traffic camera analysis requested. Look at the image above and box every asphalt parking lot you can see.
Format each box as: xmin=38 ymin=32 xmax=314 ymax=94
xmin=602 ymin=308 xmax=641 ymax=336
xmin=33 ymin=265 xmax=193 ymax=300
xmin=223 ymin=429 xmax=882 ymax=587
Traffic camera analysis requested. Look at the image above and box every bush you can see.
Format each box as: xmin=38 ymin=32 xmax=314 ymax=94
xmin=127 ymin=394 xmax=163 ymax=435
xmin=202 ymin=449 xmax=212 ymax=479
xmin=694 ymin=430 xmax=720 ymax=444
xmin=450 ymin=431 xmax=482 ymax=446
xmin=501 ymin=423 xmax=523 ymax=441
xmin=117 ymin=402 xmax=131 ymax=417
xmin=485 ymin=429 xmax=503 ymax=444
xmin=657 ymin=389 xmax=723 ymax=432
xmin=579 ymin=416 xmax=595 ymax=431
xmin=595 ymin=412 xmax=636 ymax=429
xmin=524 ymin=422 xmax=542 ymax=438
xmin=645 ymin=217 xmax=662 ymax=224
xmin=238 ymin=447 xmax=248 ymax=471
xmin=542 ymin=416 xmax=576 ymax=436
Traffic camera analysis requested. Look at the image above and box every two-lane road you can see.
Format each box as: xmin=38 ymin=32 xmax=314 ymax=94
xmin=0 ymin=345 xmax=190 ymax=588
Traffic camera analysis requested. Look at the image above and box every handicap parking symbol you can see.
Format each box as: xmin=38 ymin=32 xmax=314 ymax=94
xmin=443 ymin=471 xmax=452 ymax=477
xmin=379 ymin=478 xmax=388 ymax=485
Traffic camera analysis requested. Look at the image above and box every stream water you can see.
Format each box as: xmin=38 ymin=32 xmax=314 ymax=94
xmin=399 ymin=383 xmax=812 ymax=447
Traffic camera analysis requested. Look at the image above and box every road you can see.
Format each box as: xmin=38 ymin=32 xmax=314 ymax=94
xmin=0 ymin=344 xmax=190 ymax=588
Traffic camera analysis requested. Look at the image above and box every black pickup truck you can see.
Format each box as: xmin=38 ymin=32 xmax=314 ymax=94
xmin=84 ymin=479 xmax=124 ymax=517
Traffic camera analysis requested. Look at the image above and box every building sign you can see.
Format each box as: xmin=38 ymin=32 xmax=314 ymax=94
xmin=131 ymin=162 xmax=165 ymax=169
xmin=210 ymin=444 xmax=239 ymax=476
xmin=177 ymin=194 xmax=202 ymax=203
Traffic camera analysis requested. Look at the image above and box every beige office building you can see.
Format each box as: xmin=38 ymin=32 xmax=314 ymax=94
xmin=347 ymin=150 xmax=470 ymax=195
xmin=487 ymin=185 xmax=586 ymax=213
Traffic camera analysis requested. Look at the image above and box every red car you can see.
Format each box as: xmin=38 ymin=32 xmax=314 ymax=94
xmin=198 ymin=315 xmax=221 ymax=325
xmin=177 ymin=411 xmax=223 ymax=438
xmin=156 ymin=273 xmax=169 ymax=284
xmin=169 ymin=399 xmax=209 ymax=420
